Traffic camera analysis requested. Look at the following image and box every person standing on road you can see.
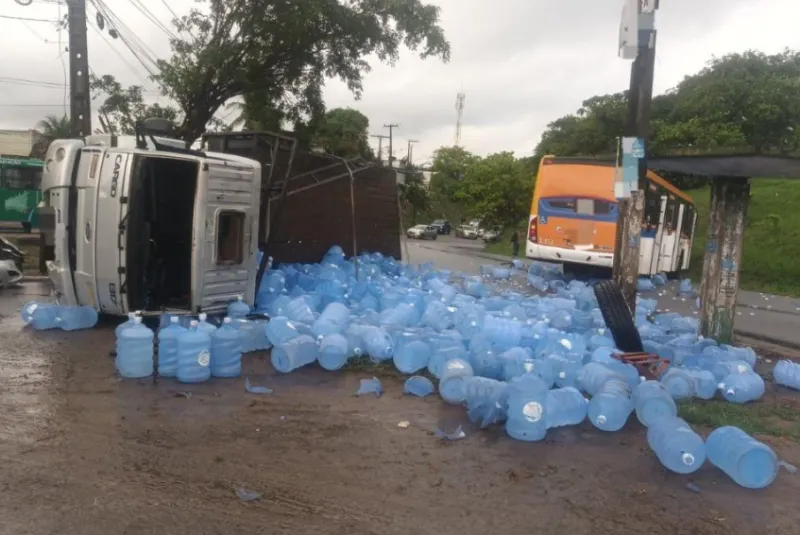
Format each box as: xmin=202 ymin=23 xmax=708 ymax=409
xmin=511 ymin=228 xmax=520 ymax=257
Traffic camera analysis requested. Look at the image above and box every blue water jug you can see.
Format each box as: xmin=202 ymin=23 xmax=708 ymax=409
xmin=318 ymin=333 xmax=349 ymax=371
xmin=210 ymin=317 xmax=243 ymax=378
xmin=588 ymin=378 xmax=633 ymax=432
xmin=439 ymin=358 xmax=475 ymax=405
xmin=660 ymin=368 xmax=696 ymax=400
xmin=362 ymin=326 xmax=394 ymax=362
xmin=195 ymin=312 xmax=216 ymax=334
xmin=686 ymin=369 xmax=717 ymax=399
xmin=271 ymin=334 xmax=318 ymax=373
xmin=29 ymin=304 xmax=62 ymax=331
xmin=115 ymin=312 xmax=139 ymax=337
xmin=774 ymin=360 xmax=800 ymax=390
xmin=483 ymin=315 xmax=522 ymax=349
xmin=578 ymin=362 xmax=625 ymax=396
xmin=158 ymin=316 xmax=186 ymax=377
xmin=227 ymin=295 xmax=250 ymax=319
xmin=647 ymin=416 xmax=706 ymax=474
xmin=312 ymin=302 xmax=350 ymax=338
xmin=404 ymin=376 xmax=435 ymax=397
xmin=115 ymin=317 xmax=154 ymax=378
xmin=286 ymin=297 xmax=316 ymax=323
xmin=21 ymin=300 xmax=51 ymax=324
xmin=58 ymin=305 xmax=98 ymax=331
xmin=633 ymin=380 xmax=677 ymax=427
xmin=719 ymin=371 xmax=764 ymax=403
xmin=505 ymin=373 xmax=548 ymax=441
xmin=428 ymin=344 xmax=468 ymax=378
xmin=393 ymin=333 xmax=431 ymax=374
xmin=464 ymin=376 xmax=509 ymax=428
xmin=711 ymin=360 xmax=752 ymax=382
xmin=546 ymin=387 xmax=587 ymax=428
xmin=706 ymin=426 xmax=779 ymax=489
xmin=422 ymin=300 xmax=452 ymax=331
xmin=176 ymin=320 xmax=212 ymax=383
xmin=265 ymin=316 xmax=301 ymax=346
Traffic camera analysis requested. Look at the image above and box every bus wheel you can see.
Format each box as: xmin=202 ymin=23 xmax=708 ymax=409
xmin=21 ymin=223 xmax=32 ymax=233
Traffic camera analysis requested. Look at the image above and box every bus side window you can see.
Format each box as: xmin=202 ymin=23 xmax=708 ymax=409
xmin=643 ymin=181 xmax=661 ymax=227
xmin=665 ymin=196 xmax=679 ymax=232
xmin=681 ymin=205 xmax=695 ymax=238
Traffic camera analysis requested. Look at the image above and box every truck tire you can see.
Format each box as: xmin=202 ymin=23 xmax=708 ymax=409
xmin=593 ymin=280 xmax=644 ymax=353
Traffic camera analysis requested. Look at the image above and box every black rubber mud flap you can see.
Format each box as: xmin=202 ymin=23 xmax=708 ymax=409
xmin=593 ymin=280 xmax=644 ymax=353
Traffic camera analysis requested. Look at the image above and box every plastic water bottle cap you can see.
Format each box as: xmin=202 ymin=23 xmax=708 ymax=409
xmin=354 ymin=348 xmax=362 ymax=356
xmin=223 ymin=317 xmax=232 ymax=324
xmin=596 ymin=415 xmax=607 ymax=425
xmin=558 ymin=372 xmax=567 ymax=379
xmin=190 ymin=320 xmax=199 ymax=328
xmin=135 ymin=310 xmax=142 ymax=316
xmin=681 ymin=453 xmax=695 ymax=465
xmin=170 ymin=316 xmax=179 ymax=324
xmin=718 ymin=382 xmax=725 ymax=390
xmin=128 ymin=312 xmax=136 ymax=320
xmin=726 ymin=388 xmax=735 ymax=395
xmin=199 ymin=313 xmax=207 ymax=321
xmin=133 ymin=317 xmax=143 ymax=324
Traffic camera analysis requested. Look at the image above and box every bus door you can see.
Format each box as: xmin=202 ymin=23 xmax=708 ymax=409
xmin=645 ymin=184 xmax=668 ymax=275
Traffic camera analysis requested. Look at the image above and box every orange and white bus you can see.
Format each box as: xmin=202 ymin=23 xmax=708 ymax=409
xmin=526 ymin=156 xmax=697 ymax=276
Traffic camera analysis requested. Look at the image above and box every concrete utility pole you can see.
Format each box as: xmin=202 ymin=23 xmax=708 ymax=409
xmin=613 ymin=0 xmax=658 ymax=311
xmin=383 ymin=124 xmax=398 ymax=167
xmin=66 ymin=0 xmax=92 ymax=137
xmin=371 ymin=134 xmax=388 ymax=165
xmin=407 ymin=139 xmax=418 ymax=167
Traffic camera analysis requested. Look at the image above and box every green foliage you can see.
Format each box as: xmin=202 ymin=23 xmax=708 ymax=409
xmin=679 ymin=397 xmax=800 ymax=440
xmin=534 ymin=50 xmax=800 ymax=188
xmin=35 ymin=115 xmax=71 ymax=138
xmin=428 ymin=146 xmax=480 ymax=202
xmin=685 ymin=179 xmax=800 ymax=297
xmin=155 ymin=0 xmax=450 ymax=142
xmin=398 ymin=169 xmax=430 ymax=225
xmin=456 ymin=152 xmax=532 ymax=230
xmin=311 ymin=108 xmax=374 ymax=160
xmin=90 ymin=74 xmax=180 ymax=135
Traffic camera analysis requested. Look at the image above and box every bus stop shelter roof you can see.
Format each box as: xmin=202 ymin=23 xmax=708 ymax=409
xmin=647 ymin=154 xmax=800 ymax=179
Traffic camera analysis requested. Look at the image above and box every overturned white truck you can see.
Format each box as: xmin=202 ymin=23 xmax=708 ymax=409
xmin=38 ymin=126 xmax=403 ymax=318
xmin=38 ymin=130 xmax=262 ymax=316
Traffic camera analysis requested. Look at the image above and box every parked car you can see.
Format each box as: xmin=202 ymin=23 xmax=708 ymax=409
xmin=455 ymin=225 xmax=479 ymax=239
xmin=407 ymin=224 xmax=438 ymax=240
xmin=0 ymin=236 xmax=24 ymax=288
xmin=482 ymin=229 xmax=501 ymax=243
xmin=430 ymin=219 xmax=451 ymax=234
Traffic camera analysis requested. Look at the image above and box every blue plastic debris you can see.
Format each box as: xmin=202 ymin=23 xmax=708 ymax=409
xmin=403 ymin=376 xmax=435 ymax=397
xmin=235 ymin=487 xmax=263 ymax=502
xmin=435 ymin=425 xmax=466 ymax=441
xmin=244 ymin=377 xmax=273 ymax=395
xmin=356 ymin=376 xmax=383 ymax=397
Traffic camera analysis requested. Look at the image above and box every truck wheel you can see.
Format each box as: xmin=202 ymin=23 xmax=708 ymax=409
xmin=593 ymin=280 xmax=644 ymax=353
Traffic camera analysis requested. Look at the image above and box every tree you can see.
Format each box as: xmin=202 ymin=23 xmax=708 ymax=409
xmin=428 ymin=146 xmax=480 ymax=202
xmin=456 ymin=152 xmax=532 ymax=230
xmin=36 ymin=115 xmax=71 ymax=138
xmin=311 ymin=108 xmax=373 ymax=160
xmin=90 ymin=74 xmax=180 ymax=135
xmin=152 ymin=0 xmax=449 ymax=142
xmin=398 ymin=166 xmax=430 ymax=225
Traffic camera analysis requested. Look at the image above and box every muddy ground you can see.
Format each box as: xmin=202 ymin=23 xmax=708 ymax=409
xmin=1 ymin=283 xmax=799 ymax=535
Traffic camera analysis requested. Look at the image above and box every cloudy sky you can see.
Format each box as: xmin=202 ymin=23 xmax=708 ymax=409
xmin=2 ymin=0 xmax=799 ymax=164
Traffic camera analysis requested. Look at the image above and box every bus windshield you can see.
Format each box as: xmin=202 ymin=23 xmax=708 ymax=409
xmin=0 ymin=157 xmax=44 ymax=231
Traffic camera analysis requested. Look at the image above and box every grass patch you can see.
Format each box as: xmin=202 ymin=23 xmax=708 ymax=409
xmin=679 ymin=397 xmax=800 ymax=441
xmin=684 ymin=179 xmax=800 ymax=297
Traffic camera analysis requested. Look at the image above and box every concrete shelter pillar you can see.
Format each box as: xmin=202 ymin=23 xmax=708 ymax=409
xmin=699 ymin=177 xmax=750 ymax=344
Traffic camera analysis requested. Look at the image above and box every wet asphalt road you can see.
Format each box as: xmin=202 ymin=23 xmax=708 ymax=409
xmin=404 ymin=234 xmax=800 ymax=349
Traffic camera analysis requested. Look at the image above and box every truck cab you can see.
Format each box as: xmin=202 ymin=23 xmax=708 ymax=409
xmin=38 ymin=132 xmax=262 ymax=317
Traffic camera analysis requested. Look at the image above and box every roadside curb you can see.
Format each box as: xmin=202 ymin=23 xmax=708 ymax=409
xmin=735 ymin=329 xmax=800 ymax=351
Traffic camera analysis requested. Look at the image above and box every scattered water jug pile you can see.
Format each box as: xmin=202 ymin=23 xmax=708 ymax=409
xmin=21 ymin=246 xmax=795 ymax=490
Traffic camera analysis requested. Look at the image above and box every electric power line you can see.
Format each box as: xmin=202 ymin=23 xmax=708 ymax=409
xmin=87 ymin=18 xmax=151 ymax=87
xmin=0 ymin=14 xmax=60 ymax=23
xmin=125 ymin=0 xmax=178 ymax=41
